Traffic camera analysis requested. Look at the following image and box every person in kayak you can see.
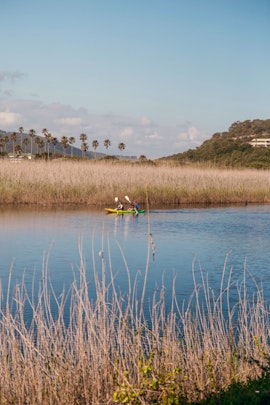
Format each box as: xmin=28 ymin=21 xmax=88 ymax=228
xmin=129 ymin=200 xmax=139 ymax=212
xmin=116 ymin=201 xmax=124 ymax=210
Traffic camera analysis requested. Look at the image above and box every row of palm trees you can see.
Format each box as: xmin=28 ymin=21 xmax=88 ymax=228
xmin=0 ymin=127 xmax=126 ymax=159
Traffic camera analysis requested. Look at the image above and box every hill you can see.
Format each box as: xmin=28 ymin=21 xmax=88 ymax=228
xmin=160 ymin=119 xmax=270 ymax=168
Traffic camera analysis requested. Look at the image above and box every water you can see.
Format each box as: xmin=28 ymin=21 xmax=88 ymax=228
xmin=1 ymin=204 xmax=270 ymax=318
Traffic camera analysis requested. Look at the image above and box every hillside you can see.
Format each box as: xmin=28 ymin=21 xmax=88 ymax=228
xmin=161 ymin=119 xmax=270 ymax=168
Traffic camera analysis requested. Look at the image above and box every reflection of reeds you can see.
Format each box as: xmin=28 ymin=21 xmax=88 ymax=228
xmin=0 ymin=242 xmax=270 ymax=404
xmin=1 ymin=160 xmax=270 ymax=205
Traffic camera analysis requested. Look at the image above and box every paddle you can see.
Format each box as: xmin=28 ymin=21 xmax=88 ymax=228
xmin=125 ymin=195 xmax=131 ymax=204
xmin=115 ymin=196 xmax=121 ymax=214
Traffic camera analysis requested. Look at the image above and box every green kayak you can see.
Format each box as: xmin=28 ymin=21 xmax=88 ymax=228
xmin=105 ymin=208 xmax=145 ymax=214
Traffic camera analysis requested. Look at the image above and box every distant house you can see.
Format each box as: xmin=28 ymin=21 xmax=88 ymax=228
xmin=249 ymin=138 xmax=270 ymax=147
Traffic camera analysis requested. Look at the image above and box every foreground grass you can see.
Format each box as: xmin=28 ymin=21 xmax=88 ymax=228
xmin=1 ymin=159 xmax=270 ymax=205
xmin=0 ymin=239 xmax=270 ymax=404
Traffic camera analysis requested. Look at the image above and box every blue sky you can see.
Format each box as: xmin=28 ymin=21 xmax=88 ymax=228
xmin=1 ymin=0 xmax=269 ymax=158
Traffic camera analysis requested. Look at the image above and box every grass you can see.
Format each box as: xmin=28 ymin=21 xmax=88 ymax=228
xmin=1 ymin=159 xmax=270 ymax=205
xmin=0 ymin=237 xmax=270 ymax=404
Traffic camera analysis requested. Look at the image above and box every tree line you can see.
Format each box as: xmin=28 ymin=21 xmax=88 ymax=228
xmin=0 ymin=127 xmax=126 ymax=159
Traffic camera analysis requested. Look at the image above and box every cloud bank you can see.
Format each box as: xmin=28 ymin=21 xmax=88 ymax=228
xmin=0 ymin=71 xmax=209 ymax=158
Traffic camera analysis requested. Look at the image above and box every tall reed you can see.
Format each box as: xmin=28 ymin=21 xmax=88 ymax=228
xmin=0 ymin=238 xmax=269 ymax=404
xmin=1 ymin=159 xmax=270 ymax=205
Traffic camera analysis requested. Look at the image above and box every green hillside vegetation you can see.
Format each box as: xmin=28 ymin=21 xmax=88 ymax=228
xmin=162 ymin=119 xmax=270 ymax=168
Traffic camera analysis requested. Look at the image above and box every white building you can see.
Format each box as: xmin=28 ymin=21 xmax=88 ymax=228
xmin=249 ymin=138 xmax=270 ymax=147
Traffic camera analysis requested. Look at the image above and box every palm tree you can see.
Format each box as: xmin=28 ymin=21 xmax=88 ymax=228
xmin=69 ymin=137 xmax=75 ymax=157
xmin=22 ymin=138 xmax=29 ymax=153
xmin=82 ymin=142 xmax=88 ymax=158
xmin=103 ymin=139 xmax=111 ymax=154
xmin=118 ymin=142 xmax=126 ymax=158
xmin=45 ymin=132 xmax=52 ymax=159
xmin=2 ymin=136 xmax=8 ymax=153
xmin=10 ymin=131 xmax=17 ymax=155
xmin=61 ymin=136 xmax=69 ymax=157
xmin=0 ymin=137 xmax=4 ymax=154
xmin=3 ymin=136 xmax=9 ymax=153
xmin=15 ymin=144 xmax=22 ymax=156
xmin=35 ymin=137 xmax=41 ymax=154
xmin=28 ymin=129 xmax=36 ymax=155
xmin=80 ymin=133 xmax=87 ymax=157
xmin=39 ymin=139 xmax=45 ymax=155
xmin=51 ymin=137 xmax=58 ymax=155
xmin=18 ymin=126 xmax=24 ymax=148
xmin=92 ymin=139 xmax=99 ymax=159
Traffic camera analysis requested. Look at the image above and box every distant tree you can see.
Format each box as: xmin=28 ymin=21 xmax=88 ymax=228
xmin=0 ymin=137 xmax=4 ymax=154
xmin=61 ymin=136 xmax=69 ymax=157
xmin=92 ymin=139 xmax=99 ymax=159
xmin=118 ymin=142 xmax=125 ymax=158
xmin=3 ymin=136 xmax=9 ymax=152
xmin=103 ymin=139 xmax=111 ymax=152
xmin=80 ymin=133 xmax=87 ymax=157
xmin=69 ymin=137 xmax=75 ymax=157
xmin=39 ymin=139 xmax=45 ymax=154
xmin=28 ymin=129 xmax=36 ymax=155
xmin=35 ymin=137 xmax=41 ymax=154
xmin=51 ymin=137 xmax=58 ymax=155
xmin=42 ymin=128 xmax=48 ymax=154
xmin=139 ymin=155 xmax=147 ymax=162
xmin=18 ymin=126 xmax=24 ymax=148
xmin=82 ymin=142 xmax=88 ymax=158
xmin=15 ymin=144 xmax=22 ymax=156
xmin=10 ymin=131 xmax=17 ymax=155
xmin=22 ymin=137 xmax=29 ymax=153
xmin=45 ymin=132 xmax=52 ymax=158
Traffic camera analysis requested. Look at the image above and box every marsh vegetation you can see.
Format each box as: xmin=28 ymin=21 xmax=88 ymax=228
xmin=1 ymin=159 xmax=270 ymax=206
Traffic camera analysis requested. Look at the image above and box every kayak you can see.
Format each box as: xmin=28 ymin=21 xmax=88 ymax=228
xmin=105 ymin=208 xmax=145 ymax=214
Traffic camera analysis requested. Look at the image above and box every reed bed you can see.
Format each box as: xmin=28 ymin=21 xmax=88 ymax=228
xmin=1 ymin=159 xmax=270 ymax=205
xmin=0 ymin=240 xmax=270 ymax=404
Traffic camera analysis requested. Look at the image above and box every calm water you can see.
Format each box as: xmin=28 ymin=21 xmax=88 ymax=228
xmin=1 ymin=204 xmax=270 ymax=315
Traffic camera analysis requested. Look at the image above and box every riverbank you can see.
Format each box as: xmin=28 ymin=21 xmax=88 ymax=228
xmin=1 ymin=159 xmax=270 ymax=206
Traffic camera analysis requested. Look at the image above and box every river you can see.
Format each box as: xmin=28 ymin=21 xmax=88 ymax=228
xmin=1 ymin=204 xmax=270 ymax=319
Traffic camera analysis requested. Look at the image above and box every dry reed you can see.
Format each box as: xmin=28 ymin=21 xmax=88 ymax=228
xmin=0 ymin=238 xmax=269 ymax=404
xmin=1 ymin=159 xmax=270 ymax=206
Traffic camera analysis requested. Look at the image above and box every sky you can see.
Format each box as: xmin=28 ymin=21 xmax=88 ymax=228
xmin=1 ymin=0 xmax=270 ymax=159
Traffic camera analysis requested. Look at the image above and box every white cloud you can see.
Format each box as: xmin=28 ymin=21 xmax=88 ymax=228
xmin=0 ymin=110 xmax=22 ymax=126
xmin=120 ymin=127 xmax=134 ymax=139
xmin=173 ymin=126 xmax=206 ymax=150
xmin=143 ymin=131 xmax=163 ymax=143
xmin=54 ymin=117 xmax=82 ymax=126
xmin=0 ymin=97 xmax=210 ymax=158
xmin=140 ymin=116 xmax=152 ymax=126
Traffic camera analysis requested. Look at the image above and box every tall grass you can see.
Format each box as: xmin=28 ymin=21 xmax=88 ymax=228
xmin=0 ymin=239 xmax=270 ymax=404
xmin=1 ymin=159 xmax=270 ymax=205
